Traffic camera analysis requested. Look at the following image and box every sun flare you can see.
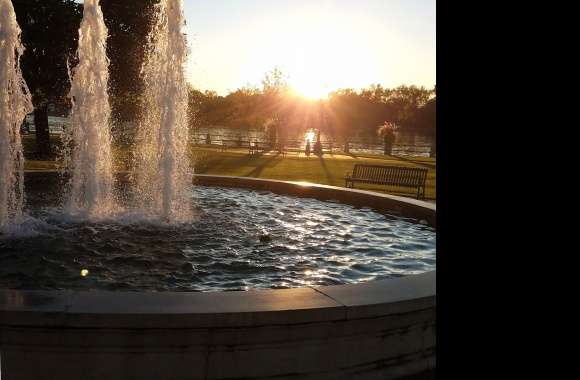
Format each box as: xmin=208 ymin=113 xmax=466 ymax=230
xmin=265 ymin=10 xmax=379 ymax=100
xmin=291 ymin=79 xmax=330 ymax=100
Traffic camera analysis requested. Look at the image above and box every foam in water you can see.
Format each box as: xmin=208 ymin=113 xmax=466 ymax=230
xmin=0 ymin=0 xmax=33 ymax=229
xmin=62 ymin=0 xmax=115 ymax=219
xmin=132 ymin=0 xmax=193 ymax=222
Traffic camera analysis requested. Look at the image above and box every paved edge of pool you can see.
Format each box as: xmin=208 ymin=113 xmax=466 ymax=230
xmin=1 ymin=172 xmax=436 ymax=380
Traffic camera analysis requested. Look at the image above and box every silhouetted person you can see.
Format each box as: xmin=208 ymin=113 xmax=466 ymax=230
xmin=313 ymin=131 xmax=323 ymax=156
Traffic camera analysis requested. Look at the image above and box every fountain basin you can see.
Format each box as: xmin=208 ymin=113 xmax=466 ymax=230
xmin=2 ymin=175 xmax=435 ymax=292
xmin=0 ymin=174 xmax=436 ymax=380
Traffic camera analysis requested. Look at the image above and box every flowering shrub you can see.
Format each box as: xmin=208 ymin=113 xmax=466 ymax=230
xmin=377 ymin=122 xmax=397 ymax=155
xmin=377 ymin=122 xmax=397 ymax=140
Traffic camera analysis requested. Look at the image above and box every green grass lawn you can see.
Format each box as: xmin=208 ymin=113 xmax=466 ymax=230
xmin=22 ymin=135 xmax=436 ymax=200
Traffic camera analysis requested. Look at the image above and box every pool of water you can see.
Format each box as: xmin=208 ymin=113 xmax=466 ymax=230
xmin=0 ymin=186 xmax=436 ymax=292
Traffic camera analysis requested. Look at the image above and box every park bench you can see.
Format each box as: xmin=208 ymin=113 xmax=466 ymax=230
xmin=345 ymin=164 xmax=428 ymax=199
xmin=220 ymin=139 xmax=243 ymax=151
xmin=248 ymin=141 xmax=272 ymax=155
xmin=248 ymin=142 xmax=288 ymax=156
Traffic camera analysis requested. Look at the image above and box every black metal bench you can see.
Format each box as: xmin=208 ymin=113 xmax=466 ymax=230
xmin=248 ymin=141 xmax=272 ymax=155
xmin=345 ymin=164 xmax=428 ymax=199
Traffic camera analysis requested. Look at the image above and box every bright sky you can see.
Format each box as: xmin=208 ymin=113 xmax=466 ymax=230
xmin=75 ymin=0 xmax=435 ymax=98
xmin=183 ymin=0 xmax=436 ymax=98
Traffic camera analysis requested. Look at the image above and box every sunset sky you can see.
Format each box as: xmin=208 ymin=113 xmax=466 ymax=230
xmin=182 ymin=0 xmax=436 ymax=98
xmin=74 ymin=0 xmax=436 ymax=98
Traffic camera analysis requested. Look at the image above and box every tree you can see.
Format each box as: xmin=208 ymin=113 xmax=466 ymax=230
xmin=416 ymin=97 xmax=436 ymax=156
xmin=327 ymin=88 xmax=377 ymax=145
xmin=261 ymin=67 xmax=289 ymax=94
xmin=261 ymin=67 xmax=291 ymax=128
xmin=385 ymin=85 xmax=434 ymax=130
xmin=13 ymin=0 xmax=82 ymax=157
xmin=187 ymin=88 xmax=229 ymax=128
xmin=100 ymin=0 xmax=159 ymax=142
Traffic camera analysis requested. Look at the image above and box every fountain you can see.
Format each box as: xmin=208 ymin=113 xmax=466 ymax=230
xmin=1 ymin=0 xmax=435 ymax=378
xmin=132 ymin=0 xmax=193 ymax=222
xmin=62 ymin=0 xmax=115 ymax=219
xmin=0 ymin=0 xmax=33 ymax=229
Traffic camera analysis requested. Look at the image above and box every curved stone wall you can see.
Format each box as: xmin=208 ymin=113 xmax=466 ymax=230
xmin=1 ymin=173 xmax=436 ymax=380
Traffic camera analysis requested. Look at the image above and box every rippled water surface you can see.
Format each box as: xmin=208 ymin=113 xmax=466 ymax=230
xmin=0 ymin=187 xmax=436 ymax=291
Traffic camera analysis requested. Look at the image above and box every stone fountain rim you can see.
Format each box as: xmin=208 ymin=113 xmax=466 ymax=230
xmin=0 ymin=173 xmax=435 ymax=329
xmin=192 ymin=173 xmax=436 ymax=210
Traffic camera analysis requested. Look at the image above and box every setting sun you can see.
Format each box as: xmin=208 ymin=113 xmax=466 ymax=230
xmin=275 ymin=10 xmax=379 ymax=99
xmin=291 ymin=80 xmax=330 ymax=100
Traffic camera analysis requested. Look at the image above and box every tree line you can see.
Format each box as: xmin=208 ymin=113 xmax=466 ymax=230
xmin=189 ymin=73 xmax=436 ymax=143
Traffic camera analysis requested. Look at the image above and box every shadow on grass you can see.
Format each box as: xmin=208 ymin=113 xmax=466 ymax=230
xmin=195 ymin=149 xmax=261 ymax=174
xmin=317 ymin=155 xmax=335 ymax=185
xmin=244 ymin=153 xmax=283 ymax=177
xmin=388 ymin=154 xmax=436 ymax=169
